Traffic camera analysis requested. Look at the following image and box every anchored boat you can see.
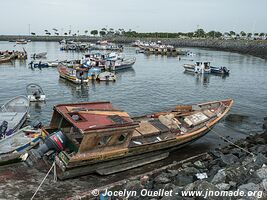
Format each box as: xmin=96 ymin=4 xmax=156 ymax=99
xmin=183 ymin=62 xmax=211 ymax=74
xmin=28 ymin=99 xmax=233 ymax=179
xmin=26 ymin=83 xmax=46 ymax=102
xmin=57 ymin=66 xmax=89 ymax=84
xmin=210 ymin=66 xmax=230 ymax=75
xmin=0 ymin=96 xmax=29 ymax=139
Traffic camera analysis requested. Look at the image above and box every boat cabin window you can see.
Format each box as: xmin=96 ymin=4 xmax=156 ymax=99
xmin=98 ymin=135 xmax=112 ymax=146
xmin=117 ymin=133 xmax=127 ymax=144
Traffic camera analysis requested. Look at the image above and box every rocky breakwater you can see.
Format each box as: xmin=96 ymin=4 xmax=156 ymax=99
xmin=72 ymin=117 xmax=267 ymax=200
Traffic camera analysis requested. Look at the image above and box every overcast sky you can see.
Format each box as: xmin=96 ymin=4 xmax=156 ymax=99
xmin=1 ymin=0 xmax=266 ymax=35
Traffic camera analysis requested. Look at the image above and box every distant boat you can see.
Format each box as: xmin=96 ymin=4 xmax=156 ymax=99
xmin=97 ymin=71 xmax=116 ymax=81
xmin=210 ymin=66 xmax=230 ymax=75
xmin=28 ymin=61 xmax=49 ymax=69
xmin=0 ymin=55 xmax=12 ymax=64
xmin=88 ymin=67 xmax=116 ymax=81
xmin=57 ymin=66 xmax=89 ymax=84
xmin=183 ymin=62 xmax=211 ymax=74
xmin=31 ymin=52 xmax=47 ymax=59
xmin=27 ymin=99 xmax=233 ymax=179
xmin=16 ymin=39 xmax=27 ymax=44
xmin=26 ymin=84 xmax=46 ymax=102
xmin=0 ymin=96 xmax=29 ymax=139
xmin=105 ymin=57 xmax=136 ymax=71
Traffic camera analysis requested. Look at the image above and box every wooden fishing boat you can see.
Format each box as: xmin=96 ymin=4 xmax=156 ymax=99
xmin=57 ymin=66 xmax=89 ymax=84
xmin=26 ymin=83 xmax=46 ymax=102
xmin=28 ymin=99 xmax=233 ymax=179
xmin=0 ymin=55 xmax=11 ymax=64
xmin=0 ymin=96 xmax=29 ymax=139
xmin=0 ymin=126 xmax=41 ymax=165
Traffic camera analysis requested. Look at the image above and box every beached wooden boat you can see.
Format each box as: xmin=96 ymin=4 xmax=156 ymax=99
xmin=0 ymin=96 xmax=29 ymax=139
xmin=0 ymin=126 xmax=41 ymax=165
xmin=26 ymin=83 xmax=46 ymax=102
xmin=57 ymin=66 xmax=89 ymax=84
xmin=28 ymin=99 xmax=233 ymax=179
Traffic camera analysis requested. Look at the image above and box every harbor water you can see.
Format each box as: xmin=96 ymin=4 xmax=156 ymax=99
xmin=0 ymin=41 xmax=267 ymax=152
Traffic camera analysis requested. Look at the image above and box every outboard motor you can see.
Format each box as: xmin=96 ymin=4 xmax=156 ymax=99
xmin=0 ymin=121 xmax=8 ymax=139
xmin=33 ymin=90 xmax=41 ymax=100
xmin=34 ymin=130 xmax=67 ymax=158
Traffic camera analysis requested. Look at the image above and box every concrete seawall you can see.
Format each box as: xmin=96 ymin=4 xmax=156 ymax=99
xmin=1 ymin=35 xmax=267 ymax=59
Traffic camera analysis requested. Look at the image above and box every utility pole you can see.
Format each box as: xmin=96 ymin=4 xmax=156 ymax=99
xmin=28 ymin=24 xmax=31 ymax=35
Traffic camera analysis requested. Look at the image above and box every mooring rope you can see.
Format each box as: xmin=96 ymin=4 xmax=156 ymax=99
xmin=31 ymin=162 xmax=56 ymax=200
xmin=206 ymin=125 xmax=255 ymax=157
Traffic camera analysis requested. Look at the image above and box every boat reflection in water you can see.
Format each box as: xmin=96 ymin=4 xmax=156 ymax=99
xmin=58 ymin=79 xmax=89 ymax=98
xmin=115 ymin=68 xmax=136 ymax=78
xmin=183 ymin=71 xmax=229 ymax=87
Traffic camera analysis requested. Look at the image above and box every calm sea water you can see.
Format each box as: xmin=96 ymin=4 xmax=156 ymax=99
xmin=0 ymin=41 xmax=266 ymax=148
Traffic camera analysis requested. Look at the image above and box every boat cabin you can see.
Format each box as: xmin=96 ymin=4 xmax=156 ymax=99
xmin=48 ymin=102 xmax=139 ymax=155
xmin=196 ymin=62 xmax=210 ymax=69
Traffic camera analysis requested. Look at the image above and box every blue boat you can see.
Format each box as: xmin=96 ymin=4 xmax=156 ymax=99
xmin=210 ymin=66 xmax=230 ymax=75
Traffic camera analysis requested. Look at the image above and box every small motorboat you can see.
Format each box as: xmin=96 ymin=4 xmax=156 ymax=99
xmin=105 ymin=57 xmax=136 ymax=71
xmin=183 ymin=62 xmax=211 ymax=74
xmin=28 ymin=61 xmax=49 ymax=69
xmin=47 ymin=59 xmax=67 ymax=67
xmin=57 ymin=66 xmax=89 ymax=84
xmin=31 ymin=52 xmax=47 ymax=59
xmin=26 ymin=84 xmax=46 ymax=102
xmin=16 ymin=39 xmax=27 ymax=44
xmin=0 ymin=96 xmax=29 ymax=139
xmin=0 ymin=126 xmax=42 ymax=165
xmin=210 ymin=66 xmax=230 ymax=75
xmin=97 ymin=71 xmax=116 ymax=81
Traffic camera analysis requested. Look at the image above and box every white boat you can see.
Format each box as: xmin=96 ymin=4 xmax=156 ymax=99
xmin=97 ymin=71 xmax=116 ymax=81
xmin=183 ymin=62 xmax=211 ymax=74
xmin=26 ymin=84 xmax=46 ymax=102
xmin=31 ymin=52 xmax=47 ymax=59
xmin=0 ymin=126 xmax=41 ymax=154
xmin=46 ymin=59 xmax=67 ymax=67
xmin=0 ymin=96 xmax=29 ymax=139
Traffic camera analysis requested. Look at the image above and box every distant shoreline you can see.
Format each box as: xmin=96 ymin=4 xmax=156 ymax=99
xmin=1 ymin=35 xmax=267 ymax=59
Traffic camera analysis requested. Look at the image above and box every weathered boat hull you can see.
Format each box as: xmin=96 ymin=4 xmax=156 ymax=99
xmin=55 ymin=126 xmax=212 ymax=179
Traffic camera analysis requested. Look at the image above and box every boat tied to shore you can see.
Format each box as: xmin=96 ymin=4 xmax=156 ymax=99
xmin=0 ymin=96 xmax=29 ymax=140
xmin=183 ymin=62 xmax=211 ymax=74
xmin=26 ymin=99 xmax=233 ymax=179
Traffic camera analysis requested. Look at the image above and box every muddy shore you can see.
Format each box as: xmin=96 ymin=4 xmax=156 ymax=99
xmin=69 ymin=117 xmax=267 ymax=200
xmin=1 ymin=35 xmax=267 ymax=59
